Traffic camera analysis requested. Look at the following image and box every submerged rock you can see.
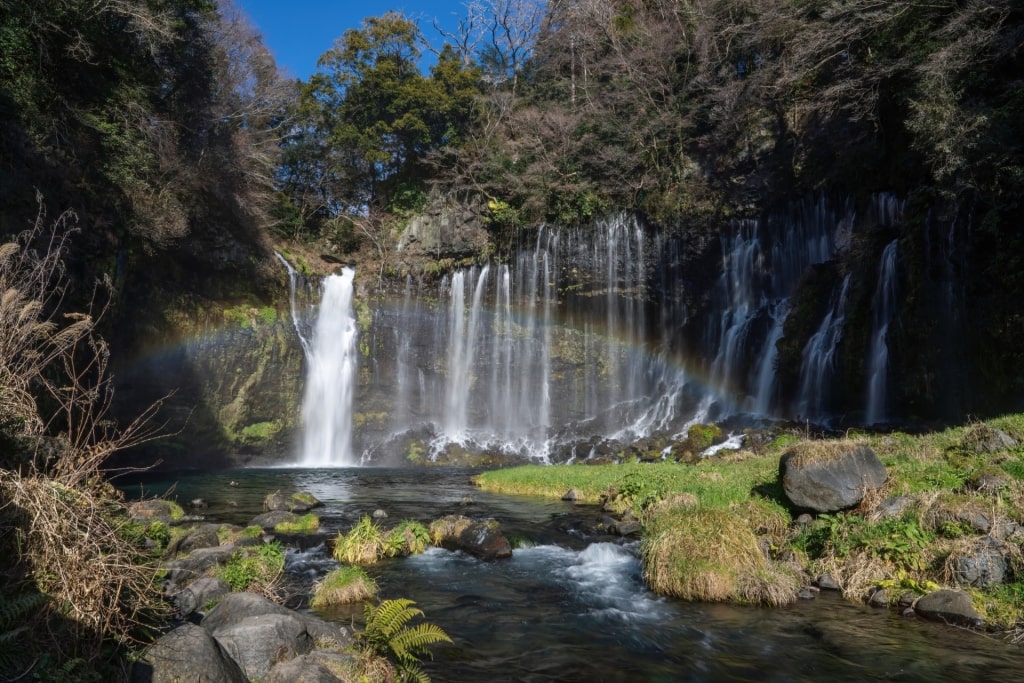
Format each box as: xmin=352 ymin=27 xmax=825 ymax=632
xmin=264 ymin=490 xmax=323 ymax=513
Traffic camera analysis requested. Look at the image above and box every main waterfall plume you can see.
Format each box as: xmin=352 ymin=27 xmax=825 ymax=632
xmin=300 ymin=268 xmax=358 ymax=466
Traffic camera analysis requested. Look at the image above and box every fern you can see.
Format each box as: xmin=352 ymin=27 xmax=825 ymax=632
xmin=0 ymin=592 xmax=47 ymax=672
xmin=361 ymin=598 xmax=452 ymax=683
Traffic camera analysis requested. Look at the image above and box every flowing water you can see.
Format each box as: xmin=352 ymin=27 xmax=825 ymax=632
xmin=123 ymin=468 xmax=1024 ymax=682
xmin=866 ymin=240 xmax=899 ymax=424
xmin=300 ymin=268 xmax=358 ymax=466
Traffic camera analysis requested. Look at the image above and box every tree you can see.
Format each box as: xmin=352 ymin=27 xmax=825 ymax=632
xmin=281 ymin=12 xmax=482 ymax=240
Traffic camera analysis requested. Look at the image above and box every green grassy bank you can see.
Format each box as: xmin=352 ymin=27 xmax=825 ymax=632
xmin=474 ymin=416 xmax=1024 ymax=635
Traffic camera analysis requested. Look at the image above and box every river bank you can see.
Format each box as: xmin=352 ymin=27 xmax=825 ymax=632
xmin=474 ymin=414 xmax=1024 ymax=637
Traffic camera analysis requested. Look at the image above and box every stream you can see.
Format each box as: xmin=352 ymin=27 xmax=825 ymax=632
xmin=121 ymin=467 xmax=1024 ymax=682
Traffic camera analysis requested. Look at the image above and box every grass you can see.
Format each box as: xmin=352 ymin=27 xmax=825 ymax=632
xmin=310 ymin=566 xmax=378 ymax=608
xmin=214 ymin=542 xmax=285 ymax=594
xmin=334 ymin=516 xmax=386 ymax=565
xmin=474 ymin=416 xmax=1024 ymax=630
xmin=274 ymin=513 xmax=321 ymax=534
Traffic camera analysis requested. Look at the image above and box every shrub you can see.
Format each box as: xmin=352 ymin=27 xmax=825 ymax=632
xmin=310 ymin=566 xmax=378 ymax=608
xmin=334 ymin=516 xmax=386 ymax=565
xmin=384 ymin=521 xmax=432 ymax=558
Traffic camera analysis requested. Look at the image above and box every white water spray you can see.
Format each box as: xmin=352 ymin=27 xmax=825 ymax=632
xmin=300 ymin=268 xmax=358 ymax=466
xmin=866 ymin=240 xmax=898 ymax=424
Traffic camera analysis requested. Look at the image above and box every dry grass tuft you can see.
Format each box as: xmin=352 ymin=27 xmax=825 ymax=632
xmin=814 ymin=549 xmax=894 ymax=601
xmin=310 ymin=566 xmax=378 ymax=608
xmin=641 ymin=506 xmax=797 ymax=606
xmin=782 ymin=438 xmax=871 ymax=469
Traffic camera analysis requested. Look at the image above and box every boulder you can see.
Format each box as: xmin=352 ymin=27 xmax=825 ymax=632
xmin=950 ymin=538 xmax=1009 ymax=589
xmin=202 ymin=593 xmax=314 ymax=679
xmin=779 ymin=444 xmax=887 ymax=513
xmin=250 ymin=510 xmax=301 ymax=530
xmin=913 ymin=589 xmax=984 ymax=627
xmin=167 ymin=523 xmax=223 ymax=557
xmin=264 ymin=654 xmax=343 ymax=683
xmin=562 ymin=489 xmax=581 ymax=502
xmin=431 ymin=515 xmax=512 ymax=560
xmin=264 ymin=491 xmax=323 ymax=513
xmin=172 ymin=576 xmax=231 ymax=619
xmin=872 ymin=495 xmax=915 ymax=520
xmin=162 ymin=545 xmax=237 ymax=591
xmin=814 ymin=574 xmax=841 ymax=591
xmin=132 ymin=623 xmax=245 ymax=683
xmin=211 ymin=611 xmax=313 ymax=680
xmin=201 ymin=591 xmax=351 ymax=649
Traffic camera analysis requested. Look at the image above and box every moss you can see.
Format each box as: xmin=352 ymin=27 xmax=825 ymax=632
xmin=274 ymin=513 xmax=320 ymax=534
xmin=384 ymin=520 xmax=431 ymax=558
xmin=238 ymin=420 xmax=282 ymax=442
xmin=214 ymin=542 xmax=285 ymax=592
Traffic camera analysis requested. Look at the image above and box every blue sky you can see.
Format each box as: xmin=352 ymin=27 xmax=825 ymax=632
xmin=236 ymin=1 xmax=467 ymax=80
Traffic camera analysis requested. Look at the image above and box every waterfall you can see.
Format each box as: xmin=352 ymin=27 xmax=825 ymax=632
xmin=866 ymin=240 xmax=898 ymax=424
xmin=275 ymin=252 xmax=312 ymax=357
xmin=796 ymin=274 xmax=852 ymax=422
xmin=705 ymin=196 xmax=851 ymax=416
xmin=300 ymin=268 xmax=358 ymax=466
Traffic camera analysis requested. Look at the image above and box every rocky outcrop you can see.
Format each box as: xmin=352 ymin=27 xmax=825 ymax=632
xmin=132 ymin=623 xmax=246 ymax=683
xmin=779 ymin=443 xmax=888 ymax=513
xmin=137 ymin=591 xmax=353 ymax=682
xmin=396 ymin=197 xmax=489 ymax=262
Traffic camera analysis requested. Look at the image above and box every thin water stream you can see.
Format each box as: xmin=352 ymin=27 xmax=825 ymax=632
xmin=122 ymin=468 xmax=1024 ymax=682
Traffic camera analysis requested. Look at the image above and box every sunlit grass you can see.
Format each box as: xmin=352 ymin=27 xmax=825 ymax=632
xmin=475 ymin=416 xmax=1024 ymax=627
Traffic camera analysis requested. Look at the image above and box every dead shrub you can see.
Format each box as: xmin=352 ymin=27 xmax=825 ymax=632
xmin=0 ymin=473 xmax=165 ymax=656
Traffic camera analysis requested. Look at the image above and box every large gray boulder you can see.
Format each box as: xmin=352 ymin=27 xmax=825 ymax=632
xmin=913 ymin=589 xmax=984 ymax=627
xmin=780 ymin=443 xmax=887 ymax=513
xmin=132 ymin=623 xmax=246 ymax=683
xmin=202 ymin=591 xmax=351 ymax=650
xmin=210 ymin=612 xmax=313 ymax=680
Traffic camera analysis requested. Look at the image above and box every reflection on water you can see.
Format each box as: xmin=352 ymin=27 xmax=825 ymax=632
xmin=119 ymin=467 xmax=1024 ymax=682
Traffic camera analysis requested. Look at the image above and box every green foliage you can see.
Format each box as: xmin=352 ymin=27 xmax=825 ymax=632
xmin=215 ymin=542 xmax=285 ymax=592
xmin=360 ymin=598 xmax=452 ymax=683
xmin=239 ymin=420 xmax=281 ymax=442
xmin=0 ymin=592 xmax=47 ymax=672
xmin=334 ymin=516 xmax=386 ymax=565
xmin=384 ymin=520 xmax=432 ymax=558
xmin=118 ymin=519 xmax=171 ymax=553
xmin=274 ymin=513 xmax=320 ymax=534
xmin=794 ymin=514 xmax=935 ymax=572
